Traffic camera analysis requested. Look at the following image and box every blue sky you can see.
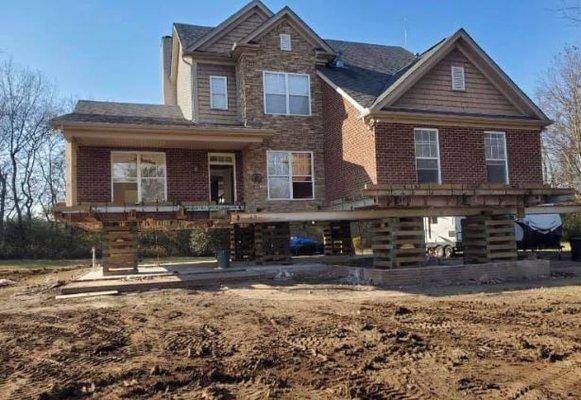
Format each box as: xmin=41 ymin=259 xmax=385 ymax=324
xmin=1 ymin=0 xmax=578 ymax=105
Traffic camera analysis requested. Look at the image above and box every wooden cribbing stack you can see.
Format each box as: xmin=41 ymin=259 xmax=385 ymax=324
xmin=462 ymin=214 xmax=517 ymax=263
xmin=254 ymin=222 xmax=291 ymax=265
xmin=230 ymin=225 xmax=255 ymax=261
xmin=322 ymin=220 xmax=354 ymax=256
xmin=102 ymin=221 xmax=138 ymax=275
xmin=372 ymin=217 xmax=425 ymax=269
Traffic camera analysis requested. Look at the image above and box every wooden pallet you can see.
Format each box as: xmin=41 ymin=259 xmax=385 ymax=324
xmin=254 ymin=222 xmax=291 ymax=265
xmin=103 ymin=222 xmax=138 ymax=275
xmin=462 ymin=214 xmax=517 ymax=264
xmin=372 ymin=217 xmax=425 ymax=269
xmin=322 ymin=220 xmax=353 ymax=256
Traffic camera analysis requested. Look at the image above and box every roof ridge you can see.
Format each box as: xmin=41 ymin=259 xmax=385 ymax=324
xmin=325 ymin=38 xmax=410 ymax=51
xmin=172 ymin=22 xmax=214 ymax=29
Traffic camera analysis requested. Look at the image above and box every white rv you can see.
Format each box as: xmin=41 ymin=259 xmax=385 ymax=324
xmin=424 ymin=214 xmax=562 ymax=257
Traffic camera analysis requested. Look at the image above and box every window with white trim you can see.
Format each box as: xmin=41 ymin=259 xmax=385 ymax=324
xmin=280 ymin=34 xmax=291 ymax=51
xmin=484 ymin=132 xmax=509 ymax=184
xmin=414 ymin=128 xmax=441 ymax=184
xmin=111 ymin=152 xmax=166 ymax=204
xmin=451 ymin=65 xmax=465 ymax=91
xmin=210 ymin=76 xmax=228 ymax=110
xmin=267 ymin=151 xmax=314 ymax=200
xmin=263 ymin=72 xmax=310 ymax=116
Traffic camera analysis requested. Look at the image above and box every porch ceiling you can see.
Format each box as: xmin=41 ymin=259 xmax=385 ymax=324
xmin=61 ymin=124 xmax=274 ymax=150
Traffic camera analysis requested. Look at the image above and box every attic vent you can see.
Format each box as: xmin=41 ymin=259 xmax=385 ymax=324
xmin=280 ymin=34 xmax=291 ymax=51
xmin=332 ymin=51 xmax=347 ymax=68
xmin=451 ymin=65 xmax=465 ymax=91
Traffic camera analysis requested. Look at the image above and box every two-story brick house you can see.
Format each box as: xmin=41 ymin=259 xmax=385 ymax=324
xmin=52 ymin=1 xmax=567 ymax=272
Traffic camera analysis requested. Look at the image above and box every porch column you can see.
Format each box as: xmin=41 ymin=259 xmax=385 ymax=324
xmin=372 ymin=217 xmax=425 ymax=269
xmin=322 ymin=221 xmax=354 ymax=256
xmin=102 ymin=221 xmax=138 ymax=275
xmin=462 ymin=214 xmax=517 ymax=264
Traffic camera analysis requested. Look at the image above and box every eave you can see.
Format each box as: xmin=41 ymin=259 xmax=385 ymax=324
xmin=364 ymin=109 xmax=551 ymax=130
xmin=53 ymin=121 xmax=274 ymax=150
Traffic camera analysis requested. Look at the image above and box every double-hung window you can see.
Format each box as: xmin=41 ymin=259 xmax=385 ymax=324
xmin=111 ymin=152 xmax=166 ymax=204
xmin=210 ymin=76 xmax=228 ymax=110
xmin=267 ymin=151 xmax=314 ymax=200
xmin=414 ymin=128 xmax=441 ymax=184
xmin=484 ymin=132 xmax=509 ymax=184
xmin=263 ymin=72 xmax=310 ymax=116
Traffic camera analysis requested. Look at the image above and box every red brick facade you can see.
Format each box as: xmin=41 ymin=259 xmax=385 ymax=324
xmin=374 ymin=123 xmax=543 ymax=186
xmin=322 ymin=83 xmax=377 ymax=201
xmin=76 ymin=147 xmax=244 ymax=204
xmin=322 ymin=82 xmax=544 ymax=202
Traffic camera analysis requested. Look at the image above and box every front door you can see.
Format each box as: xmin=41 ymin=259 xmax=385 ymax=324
xmin=209 ymin=153 xmax=236 ymax=204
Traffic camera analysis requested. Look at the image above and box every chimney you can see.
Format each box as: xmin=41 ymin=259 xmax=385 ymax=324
xmin=161 ymin=36 xmax=176 ymax=105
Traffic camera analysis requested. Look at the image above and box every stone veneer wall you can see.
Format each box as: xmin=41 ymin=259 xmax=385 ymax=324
xmin=237 ymin=20 xmax=326 ymax=212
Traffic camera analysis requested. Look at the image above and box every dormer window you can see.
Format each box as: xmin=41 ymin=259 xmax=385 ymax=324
xmin=280 ymin=34 xmax=291 ymax=51
xmin=451 ymin=65 xmax=465 ymax=91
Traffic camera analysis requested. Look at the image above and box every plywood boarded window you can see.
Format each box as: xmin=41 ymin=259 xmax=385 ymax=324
xmin=484 ymin=132 xmax=509 ymax=184
xmin=451 ymin=65 xmax=465 ymax=91
xmin=414 ymin=128 xmax=441 ymax=184
xmin=267 ymin=151 xmax=314 ymax=200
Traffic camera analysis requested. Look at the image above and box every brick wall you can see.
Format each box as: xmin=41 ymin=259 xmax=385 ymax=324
xmin=321 ymin=83 xmax=377 ymax=202
xmin=238 ymin=20 xmax=325 ymax=212
xmin=374 ymin=122 xmax=543 ymax=185
xmin=76 ymin=147 xmax=213 ymax=204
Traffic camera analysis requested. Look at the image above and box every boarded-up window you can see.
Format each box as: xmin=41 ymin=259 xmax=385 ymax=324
xmin=451 ymin=65 xmax=465 ymax=91
xmin=484 ymin=132 xmax=509 ymax=184
xmin=267 ymin=151 xmax=314 ymax=200
xmin=414 ymin=128 xmax=441 ymax=184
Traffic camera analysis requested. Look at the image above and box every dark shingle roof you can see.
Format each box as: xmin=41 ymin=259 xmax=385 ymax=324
xmin=173 ymin=23 xmax=214 ymax=50
xmin=319 ymin=39 xmax=417 ymax=108
xmin=52 ymin=100 xmax=192 ymax=127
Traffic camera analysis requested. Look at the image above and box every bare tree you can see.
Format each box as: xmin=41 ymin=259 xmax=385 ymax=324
xmin=0 ymin=58 xmax=64 ymax=237
xmin=537 ymin=46 xmax=581 ymax=192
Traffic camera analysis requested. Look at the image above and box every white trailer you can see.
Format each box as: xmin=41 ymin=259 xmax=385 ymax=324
xmin=423 ymin=214 xmax=562 ymax=257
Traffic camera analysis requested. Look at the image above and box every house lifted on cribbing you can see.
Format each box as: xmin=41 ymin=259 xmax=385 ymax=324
xmin=51 ymin=1 xmax=579 ymax=275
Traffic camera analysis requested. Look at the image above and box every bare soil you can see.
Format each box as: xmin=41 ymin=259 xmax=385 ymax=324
xmin=0 ymin=263 xmax=580 ymax=399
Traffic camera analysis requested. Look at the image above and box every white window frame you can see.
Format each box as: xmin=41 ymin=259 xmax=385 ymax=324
xmin=279 ymin=33 xmax=292 ymax=51
xmin=266 ymin=150 xmax=315 ymax=201
xmin=262 ymin=71 xmax=312 ymax=116
xmin=414 ymin=128 xmax=442 ymax=184
xmin=484 ymin=131 xmax=510 ymax=185
xmin=110 ymin=151 xmax=167 ymax=203
xmin=209 ymin=75 xmax=228 ymax=110
xmin=208 ymin=152 xmax=237 ymax=202
xmin=451 ymin=65 xmax=465 ymax=91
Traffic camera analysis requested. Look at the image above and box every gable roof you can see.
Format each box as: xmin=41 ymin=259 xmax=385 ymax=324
xmin=183 ymin=0 xmax=273 ymax=54
xmin=238 ymin=6 xmax=335 ymax=54
xmin=319 ymin=29 xmax=550 ymax=122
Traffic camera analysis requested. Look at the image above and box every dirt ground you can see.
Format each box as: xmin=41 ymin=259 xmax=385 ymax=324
xmin=0 ymin=262 xmax=580 ymax=399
